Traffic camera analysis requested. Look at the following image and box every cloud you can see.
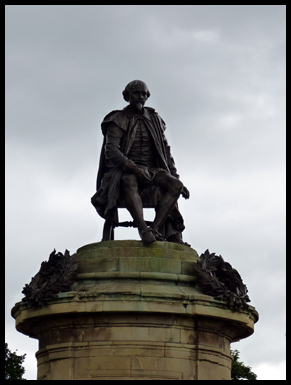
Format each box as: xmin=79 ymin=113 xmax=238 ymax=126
xmin=6 ymin=5 xmax=285 ymax=379
xmin=253 ymin=360 xmax=286 ymax=380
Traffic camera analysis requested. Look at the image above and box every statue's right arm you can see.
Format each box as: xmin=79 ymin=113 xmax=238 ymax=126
xmin=104 ymin=124 xmax=127 ymax=167
xmin=104 ymin=124 xmax=139 ymax=173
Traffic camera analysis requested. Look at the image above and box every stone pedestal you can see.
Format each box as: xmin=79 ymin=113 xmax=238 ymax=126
xmin=12 ymin=241 xmax=258 ymax=380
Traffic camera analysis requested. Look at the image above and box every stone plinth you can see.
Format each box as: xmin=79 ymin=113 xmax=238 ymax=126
xmin=12 ymin=241 xmax=258 ymax=380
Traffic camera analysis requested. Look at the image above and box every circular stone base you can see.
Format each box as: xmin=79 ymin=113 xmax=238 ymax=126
xmin=12 ymin=241 xmax=258 ymax=380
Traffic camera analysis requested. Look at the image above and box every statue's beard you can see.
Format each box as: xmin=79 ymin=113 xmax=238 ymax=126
xmin=129 ymin=98 xmax=145 ymax=112
xmin=135 ymin=102 xmax=144 ymax=110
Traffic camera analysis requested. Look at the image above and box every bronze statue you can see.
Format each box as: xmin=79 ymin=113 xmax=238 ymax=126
xmin=91 ymin=80 xmax=190 ymax=245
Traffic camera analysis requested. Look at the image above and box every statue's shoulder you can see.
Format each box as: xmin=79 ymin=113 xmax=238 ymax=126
xmin=102 ymin=109 xmax=124 ymax=124
xmin=144 ymin=106 xmax=155 ymax=113
xmin=101 ymin=109 xmax=127 ymax=133
xmin=144 ymin=107 xmax=166 ymax=130
xmin=144 ymin=106 xmax=159 ymax=117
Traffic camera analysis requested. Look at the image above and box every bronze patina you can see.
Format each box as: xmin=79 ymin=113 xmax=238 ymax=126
xmin=91 ymin=80 xmax=190 ymax=245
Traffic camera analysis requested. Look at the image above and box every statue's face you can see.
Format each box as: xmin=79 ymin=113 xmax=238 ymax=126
xmin=128 ymin=82 xmax=149 ymax=112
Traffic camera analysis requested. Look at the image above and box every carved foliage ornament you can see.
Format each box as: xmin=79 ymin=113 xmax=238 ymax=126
xmin=194 ymin=249 xmax=250 ymax=311
xmin=21 ymin=247 xmax=250 ymax=311
xmin=22 ymin=250 xmax=78 ymax=308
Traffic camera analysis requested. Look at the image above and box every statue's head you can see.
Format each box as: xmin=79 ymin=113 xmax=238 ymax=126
xmin=122 ymin=80 xmax=150 ymax=112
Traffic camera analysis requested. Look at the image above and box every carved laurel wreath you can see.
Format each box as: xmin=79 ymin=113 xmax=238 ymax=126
xmin=21 ymin=247 xmax=250 ymax=311
xmin=22 ymin=249 xmax=78 ymax=308
xmin=194 ymin=249 xmax=250 ymax=311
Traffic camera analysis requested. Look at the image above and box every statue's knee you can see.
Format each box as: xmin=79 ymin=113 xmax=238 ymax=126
xmin=170 ymin=179 xmax=183 ymax=197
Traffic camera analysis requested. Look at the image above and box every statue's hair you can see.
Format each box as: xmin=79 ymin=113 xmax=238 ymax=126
xmin=122 ymin=80 xmax=150 ymax=102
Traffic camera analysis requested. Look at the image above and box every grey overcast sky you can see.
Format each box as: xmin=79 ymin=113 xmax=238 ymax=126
xmin=5 ymin=5 xmax=285 ymax=380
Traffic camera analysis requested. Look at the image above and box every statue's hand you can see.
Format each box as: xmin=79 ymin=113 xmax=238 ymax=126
xmin=181 ymin=186 xmax=190 ymax=199
xmin=122 ymin=160 xmax=151 ymax=182
xmin=133 ymin=166 xmax=152 ymax=183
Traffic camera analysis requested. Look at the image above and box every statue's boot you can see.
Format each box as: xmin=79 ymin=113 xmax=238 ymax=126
xmin=150 ymin=228 xmax=166 ymax=242
xmin=138 ymin=227 xmax=156 ymax=244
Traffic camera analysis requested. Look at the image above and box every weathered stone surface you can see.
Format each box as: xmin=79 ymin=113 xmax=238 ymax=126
xmin=12 ymin=241 xmax=258 ymax=380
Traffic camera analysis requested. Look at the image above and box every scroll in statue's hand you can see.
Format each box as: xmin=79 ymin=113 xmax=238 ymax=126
xmin=181 ymin=186 xmax=190 ymax=199
xmin=133 ymin=166 xmax=152 ymax=183
xmin=122 ymin=159 xmax=152 ymax=183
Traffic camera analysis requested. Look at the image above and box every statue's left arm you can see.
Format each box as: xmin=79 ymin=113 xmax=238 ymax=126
xmin=159 ymin=120 xmax=190 ymax=200
xmin=165 ymin=141 xmax=190 ymax=199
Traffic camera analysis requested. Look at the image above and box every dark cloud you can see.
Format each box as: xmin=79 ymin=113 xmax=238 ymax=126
xmin=6 ymin=5 xmax=285 ymax=379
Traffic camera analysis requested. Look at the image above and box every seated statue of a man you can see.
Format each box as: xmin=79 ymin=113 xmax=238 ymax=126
xmin=91 ymin=80 xmax=190 ymax=245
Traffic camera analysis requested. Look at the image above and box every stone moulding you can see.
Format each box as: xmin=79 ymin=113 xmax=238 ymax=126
xmin=12 ymin=241 xmax=258 ymax=380
xmin=76 ymin=271 xmax=196 ymax=282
